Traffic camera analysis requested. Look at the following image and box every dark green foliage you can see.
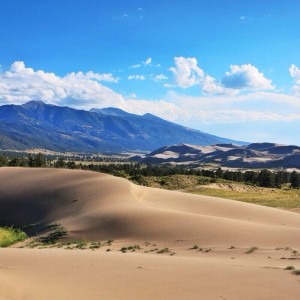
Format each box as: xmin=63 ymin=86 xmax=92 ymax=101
xmin=55 ymin=157 xmax=66 ymax=168
xmin=290 ymin=171 xmax=300 ymax=189
xmin=27 ymin=153 xmax=46 ymax=167
xmin=9 ymin=157 xmax=28 ymax=166
xmin=66 ymin=161 xmax=77 ymax=169
xmin=0 ymin=155 xmax=8 ymax=167
xmin=258 ymin=169 xmax=275 ymax=187
xmin=120 ymin=245 xmax=141 ymax=253
xmin=215 ymin=167 xmax=223 ymax=179
xmin=38 ymin=225 xmax=67 ymax=244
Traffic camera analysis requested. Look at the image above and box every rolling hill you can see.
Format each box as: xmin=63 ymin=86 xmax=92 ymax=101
xmin=142 ymin=143 xmax=300 ymax=168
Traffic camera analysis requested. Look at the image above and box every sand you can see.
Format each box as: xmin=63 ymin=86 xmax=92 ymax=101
xmin=0 ymin=167 xmax=300 ymax=299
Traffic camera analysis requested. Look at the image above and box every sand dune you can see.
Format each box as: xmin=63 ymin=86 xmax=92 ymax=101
xmin=0 ymin=167 xmax=300 ymax=299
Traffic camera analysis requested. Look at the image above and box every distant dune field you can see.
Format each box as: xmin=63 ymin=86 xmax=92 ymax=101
xmin=0 ymin=167 xmax=300 ymax=299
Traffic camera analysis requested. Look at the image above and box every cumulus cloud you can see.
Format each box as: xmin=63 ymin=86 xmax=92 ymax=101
xmin=0 ymin=61 xmax=123 ymax=107
xmin=169 ymin=57 xmax=204 ymax=88
xmin=222 ymin=64 xmax=274 ymax=90
xmin=0 ymin=61 xmax=182 ymax=118
xmin=2 ymin=60 xmax=300 ymax=140
xmin=128 ymin=75 xmax=146 ymax=80
xmin=168 ymin=59 xmax=274 ymax=93
xmin=202 ymin=75 xmax=236 ymax=95
xmin=289 ymin=64 xmax=300 ymax=95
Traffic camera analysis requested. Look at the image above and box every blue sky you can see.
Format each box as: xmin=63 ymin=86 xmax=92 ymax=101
xmin=1 ymin=0 xmax=300 ymax=145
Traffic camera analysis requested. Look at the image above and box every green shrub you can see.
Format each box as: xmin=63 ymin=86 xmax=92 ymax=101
xmin=38 ymin=225 xmax=67 ymax=244
xmin=0 ymin=227 xmax=28 ymax=247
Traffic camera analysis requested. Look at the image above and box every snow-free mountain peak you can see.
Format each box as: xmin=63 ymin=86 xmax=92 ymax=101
xmin=0 ymin=101 xmax=246 ymax=152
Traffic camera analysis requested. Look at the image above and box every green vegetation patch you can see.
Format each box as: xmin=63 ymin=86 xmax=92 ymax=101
xmin=120 ymin=245 xmax=141 ymax=253
xmin=38 ymin=224 xmax=67 ymax=245
xmin=192 ymin=187 xmax=300 ymax=209
xmin=0 ymin=227 xmax=28 ymax=247
xmin=131 ymin=174 xmax=212 ymax=190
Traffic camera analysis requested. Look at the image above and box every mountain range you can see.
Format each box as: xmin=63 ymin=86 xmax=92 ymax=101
xmin=0 ymin=101 xmax=244 ymax=152
xmin=142 ymin=143 xmax=300 ymax=169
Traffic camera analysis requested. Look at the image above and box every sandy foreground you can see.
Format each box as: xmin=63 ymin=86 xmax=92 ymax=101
xmin=0 ymin=167 xmax=300 ymax=299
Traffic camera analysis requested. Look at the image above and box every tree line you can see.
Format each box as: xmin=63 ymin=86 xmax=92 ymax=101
xmin=0 ymin=153 xmax=300 ymax=189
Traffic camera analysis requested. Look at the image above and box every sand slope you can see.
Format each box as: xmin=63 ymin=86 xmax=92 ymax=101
xmin=0 ymin=167 xmax=300 ymax=299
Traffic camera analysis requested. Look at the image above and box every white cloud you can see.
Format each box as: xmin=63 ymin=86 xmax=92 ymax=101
xmin=193 ymin=109 xmax=300 ymax=123
xmin=85 ymin=71 xmax=119 ymax=82
xmin=168 ymin=60 xmax=274 ymax=94
xmin=169 ymin=57 xmax=204 ymax=88
xmin=120 ymin=98 xmax=183 ymax=121
xmin=130 ymin=57 xmax=153 ymax=69
xmin=289 ymin=64 xmax=300 ymax=95
xmin=143 ymin=57 xmax=152 ymax=66
xmin=222 ymin=64 xmax=274 ymax=90
xmin=166 ymin=91 xmax=300 ymax=125
xmin=128 ymin=75 xmax=145 ymax=80
xmin=202 ymin=75 xmax=236 ymax=95
xmin=129 ymin=64 xmax=141 ymax=69
xmin=0 ymin=61 xmax=182 ymax=118
xmin=153 ymin=74 xmax=168 ymax=81
xmin=2 ymin=60 xmax=300 ymax=144
xmin=0 ymin=61 xmax=123 ymax=107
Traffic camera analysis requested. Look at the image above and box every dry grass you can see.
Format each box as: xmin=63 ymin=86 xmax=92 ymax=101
xmin=191 ymin=186 xmax=300 ymax=209
xmin=136 ymin=174 xmax=300 ymax=209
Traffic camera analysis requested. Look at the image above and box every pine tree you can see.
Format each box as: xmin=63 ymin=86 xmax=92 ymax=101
xmin=290 ymin=171 xmax=300 ymax=189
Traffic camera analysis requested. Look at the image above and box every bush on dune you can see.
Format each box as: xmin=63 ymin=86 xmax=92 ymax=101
xmin=0 ymin=227 xmax=28 ymax=247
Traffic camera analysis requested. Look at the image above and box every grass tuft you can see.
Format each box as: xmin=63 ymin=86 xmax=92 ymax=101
xmin=38 ymin=225 xmax=67 ymax=245
xmin=285 ymin=266 xmax=295 ymax=271
xmin=120 ymin=245 xmax=141 ymax=253
xmin=246 ymin=246 xmax=258 ymax=254
xmin=157 ymin=248 xmax=170 ymax=254
xmin=189 ymin=245 xmax=199 ymax=250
